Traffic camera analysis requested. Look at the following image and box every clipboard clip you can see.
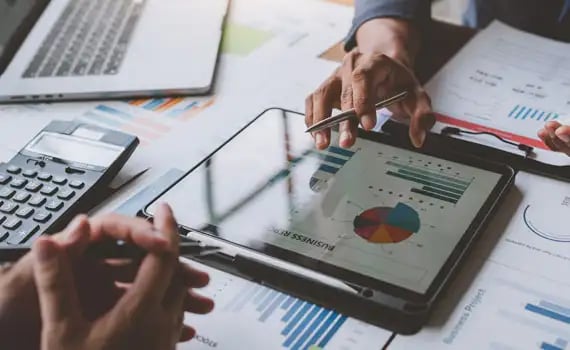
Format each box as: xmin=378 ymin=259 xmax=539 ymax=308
xmin=441 ymin=126 xmax=535 ymax=159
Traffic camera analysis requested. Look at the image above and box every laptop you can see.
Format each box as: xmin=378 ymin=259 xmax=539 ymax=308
xmin=0 ymin=0 xmax=228 ymax=103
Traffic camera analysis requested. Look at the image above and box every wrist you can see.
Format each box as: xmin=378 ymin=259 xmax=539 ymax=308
xmin=355 ymin=18 xmax=420 ymax=68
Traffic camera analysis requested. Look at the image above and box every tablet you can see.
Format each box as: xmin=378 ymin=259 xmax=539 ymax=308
xmin=144 ymin=108 xmax=514 ymax=332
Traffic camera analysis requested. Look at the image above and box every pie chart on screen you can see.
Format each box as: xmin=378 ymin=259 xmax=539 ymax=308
xmin=353 ymin=203 xmax=420 ymax=243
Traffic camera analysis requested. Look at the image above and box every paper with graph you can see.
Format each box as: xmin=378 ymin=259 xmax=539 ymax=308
xmin=426 ymin=21 xmax=570 ymax=165
xmin=177 ymin=260 xmax=391 ymax=350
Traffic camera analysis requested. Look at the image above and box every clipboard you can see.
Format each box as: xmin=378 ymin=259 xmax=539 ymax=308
xmin=381 ymin=121 xmax=570 ymax=183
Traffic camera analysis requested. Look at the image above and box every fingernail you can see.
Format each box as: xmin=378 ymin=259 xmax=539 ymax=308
xmin=416 ymin=131 xmax=426 ymax=148
xmin=65 ymin=216 xmax=85 ymax=242
xmin=315 ymin=133 xmax=324 ymax=147
xmin=37 ymin=239 xmax=57 ymax=262
xmin=558 ymin=133 xmax=570 ymax=143
xmin=340 ymin=131 xmax=351 ymax=146
xmin=361 ymin=114 xmax=375 ymax=130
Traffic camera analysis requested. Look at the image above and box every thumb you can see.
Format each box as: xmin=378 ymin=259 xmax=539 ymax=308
xmin=33 ymin=237 xmax=81 ymax=325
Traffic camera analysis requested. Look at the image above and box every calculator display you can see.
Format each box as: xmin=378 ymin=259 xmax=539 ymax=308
xmin=26 ymin=132 xmax=123 ymax=167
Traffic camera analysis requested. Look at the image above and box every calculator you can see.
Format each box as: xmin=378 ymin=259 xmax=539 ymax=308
xmin=0 ymin=121 xmax=138 ymax=246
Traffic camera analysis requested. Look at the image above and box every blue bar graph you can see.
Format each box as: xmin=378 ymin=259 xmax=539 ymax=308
xmin=525 ymin=303 xmax=570 ymax=324
xmin=281 ymin=296 xmax=295 ymax=310
xmin=541 ymin=338 xmax=568 ymax=350
xmin=283 ymin=305 xmax=321 ymax=347
xmin=168 ymin=101 xmax=198 ymax=117
xmin=509 ymin=105 xmax=560 ymax=122
xmin=260 ymin=293 xmax=287 ymax=322
xmin=318 ymin=164 xmax=339 ymax=175
xmin=318 ymin=314 xmax=348 ymax=348
xmin=225 ymin=284 xmax=351 ymax=349
xmin=94 ymin=105 xmax=133 ymax=119
xmin=282 ymin=303 xmax=312 ymax=336
xmin=539 ymin=300 xmax=570 ymax=317
xmin=142 ymin=98 xmax=165 ymax=110
xmin=328 ymin=146 xmax=356 ymax=158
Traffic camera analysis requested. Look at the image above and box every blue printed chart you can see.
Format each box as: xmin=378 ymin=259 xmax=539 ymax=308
xmin=76 ymin=97 xmax=214 ymax=146
xmin=178 ymin=262 xmax=390 ymax=350
xmin=389 ymin=263 xmax=570 ymax=350
xmin=508 ymin=105 xmax=560 ymax=122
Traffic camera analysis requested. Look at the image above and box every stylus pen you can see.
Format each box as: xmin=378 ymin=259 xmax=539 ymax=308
xmin=305 ymin=90 xmax=409 ymax=134
xmin=0 ymin=241 xmax=221 ymax=262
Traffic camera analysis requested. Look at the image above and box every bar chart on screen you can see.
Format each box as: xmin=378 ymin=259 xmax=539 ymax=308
xmin=76 ymin=97 xmax=214 ymax=146
xmin=178 ymin=262 xmax=391 ymax=350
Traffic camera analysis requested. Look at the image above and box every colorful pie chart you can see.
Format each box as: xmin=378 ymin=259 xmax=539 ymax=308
xmin=353 ymin=203 xmax=420 ymax=243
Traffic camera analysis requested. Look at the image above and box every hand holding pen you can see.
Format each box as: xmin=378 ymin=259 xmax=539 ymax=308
xmin=0 ymin=204 xmax=214 ymax=349
xmin=306 ymin=49 xmax=435 ymax=149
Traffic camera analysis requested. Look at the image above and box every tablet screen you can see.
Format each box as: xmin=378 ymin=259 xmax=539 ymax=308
xmin=148 ymin=109 xmax=503 ymax=294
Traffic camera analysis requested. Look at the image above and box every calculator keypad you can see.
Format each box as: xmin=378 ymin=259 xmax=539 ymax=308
xmin=0 ymin=166 xmax=89 ymax=245
xmin=25 ymin=182 xmax=42 ymax=192
xmin=0 ymin=174 xmax=11 ymax=185
xmin=40 ymin=185 xmax=58 ymax=196
xmin=10 ymin=179 xmax=27 ymax=189
xmin=22 ymin=170 xmax=37 ymax=178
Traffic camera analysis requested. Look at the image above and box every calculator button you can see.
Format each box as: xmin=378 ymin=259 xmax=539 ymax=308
xmin=57 ymin=189 xmax=75 ymax=200
xmin=2 ymin=218 xmax=21 ymax=230
xmin=40 ymin=185 xmax=58 ymax=196
xmin=52 ymin=176 xmax=67 ymax=185
xmin=10 ymin=179 xmax=28 ymax=189
xmin=22 ymin=170 xmax=38 ymax=178
xmin=13 ymin=192 xmax=31 ymax=203
xmin=6 ymin=225 xmax=39 ymax=245
xmin=16 ymin=207 xmax=34 ymax=219
xmin=0 ymin=174 xmax=12 ymax=185
xmin=25 ymin=181 xmax=42 ymax=192
xmin=37 ymin=173 xmax=53 ymax=181
xmin=33 ymin=212 xmax=52 ymax=223
xmin=69 ymin=180 xmax=84 ymax=189
xmin=28 ymin=195 xmax=46 ymax=207
xmin=0 ymin=202 xmax=18 ymax=214
xmin=6 ymin=166 xmax=21 ymax=174
xmin=0 ymin=188 xmax=15 ymax=199
xmin=45 ymin=200 xmax=64 ymax=212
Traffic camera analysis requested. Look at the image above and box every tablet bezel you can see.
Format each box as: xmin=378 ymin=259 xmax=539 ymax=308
xmin=143 ymin=107 xmax=515 ymax=305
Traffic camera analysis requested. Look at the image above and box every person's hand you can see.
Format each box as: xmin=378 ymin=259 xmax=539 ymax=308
xmin=538 ymin=121 xmax=570 ymax=156
xmin=0 ymin=242 xmax=41 ymax=349
xmin=306 ymin=18 xmax=434 ymax=150
xmin=32 ymin=203 xmax=213 ymax=350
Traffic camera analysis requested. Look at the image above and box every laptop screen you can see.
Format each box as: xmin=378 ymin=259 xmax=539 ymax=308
xmin=0 ymin=0 xmax=49 ymax=74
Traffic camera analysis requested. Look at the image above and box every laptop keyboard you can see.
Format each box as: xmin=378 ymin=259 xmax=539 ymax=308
xmin=23 ymin=0 xmax=145 ymax=79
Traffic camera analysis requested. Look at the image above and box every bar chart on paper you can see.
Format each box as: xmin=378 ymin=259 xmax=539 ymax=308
xmin=179 ymin=263 xmax=390 ymax=350
xmin=388 ymin=263 xmax=570 ymax=350
xmin=127 ymin=97 xmax=214 ymax=120
xmin=508 ymin=105 xmax=560 ymax=122
xmin=77 ymin=97 xmax=214 ymax=146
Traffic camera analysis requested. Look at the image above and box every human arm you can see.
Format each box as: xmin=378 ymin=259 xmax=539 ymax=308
xmin=0 ymin=205 xmax=213 ymax=349
xmin=306 ymin=0 xmax=434 ymax=149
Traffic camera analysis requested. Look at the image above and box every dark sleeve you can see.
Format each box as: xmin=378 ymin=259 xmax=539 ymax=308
xmin=345 ymin=0 xmax=432 ymax=51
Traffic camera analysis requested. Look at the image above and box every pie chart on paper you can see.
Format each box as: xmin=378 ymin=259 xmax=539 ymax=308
xmin=353 ymin=203 xmax=421 ymax=243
